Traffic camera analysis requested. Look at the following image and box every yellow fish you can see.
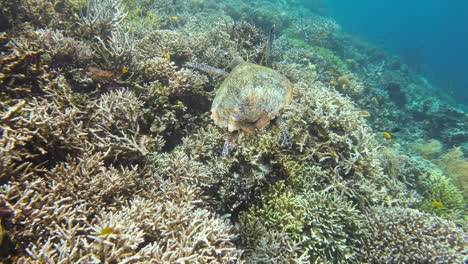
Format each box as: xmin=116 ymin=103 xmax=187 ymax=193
xmin=360 ymin=110 xmax=370 ymax=118
xmin=121 ymin=66 xmax=129 ymax=74
xmin=0 ymin=219 xmax=4 ymax=245
xmin=98 ymin=226 xmax=115 ymax=236
xmin=383 ymin=131 xmax=392 ymax=139
xmin=431 ymin=201 xmax=443 ymax=209
xmin=169 ymin=16 xmax=179 ymax=22
xmin=165 ymin=53 xmax=171 ymax=62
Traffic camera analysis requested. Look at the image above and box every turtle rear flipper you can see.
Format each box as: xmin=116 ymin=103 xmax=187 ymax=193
xmin=276 ymin=116 xmax=292 ymax=149
xmin=185 ymin=61 xmax=227 ymax=78
xmin=222 ymin=132 xmax=239 ymax=157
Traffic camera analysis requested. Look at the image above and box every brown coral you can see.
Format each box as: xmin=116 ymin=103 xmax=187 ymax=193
xmin=0 ymin=32 xmax=49 ymax=97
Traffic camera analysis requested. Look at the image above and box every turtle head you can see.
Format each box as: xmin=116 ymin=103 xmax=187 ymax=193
xmin=227 ymin=56 xmax=245 ymax=71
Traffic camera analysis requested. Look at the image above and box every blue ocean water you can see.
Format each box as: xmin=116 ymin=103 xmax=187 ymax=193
xmin=324 ymin=0 xmax=468 ymax=106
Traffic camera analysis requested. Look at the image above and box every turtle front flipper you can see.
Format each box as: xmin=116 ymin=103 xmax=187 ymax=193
xmin=276 ymin=117 xmax=292 ymax=149
xmin=222 ymin=132 xmax=239 ymax=157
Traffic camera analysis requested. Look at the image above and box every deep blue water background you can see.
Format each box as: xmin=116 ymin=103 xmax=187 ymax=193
xmin=321 ymin=0 xmax=468 ymax=106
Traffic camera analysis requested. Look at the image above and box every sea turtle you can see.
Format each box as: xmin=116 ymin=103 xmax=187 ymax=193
xmin=209 ymin=57 xmax=293 ymax=156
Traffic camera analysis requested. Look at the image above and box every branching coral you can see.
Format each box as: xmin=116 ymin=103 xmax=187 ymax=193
xmin=171 ymin=63 xmax=414 ymax=262
xmin=184 ymin=18 xmax=266 ymax=67
xmin=90 ymin=88 xmax=164 ymax=160
xmin=0 ymin=32 xmax=49 ymax=97
xmin=77 ymin=0 xmax=128 ymax=39
xmin=2 ymin=0 xmax=466 ymax=262
xmin=379 ymin=148 xmax=465 ymax=222
xmin=2 ymin=156 xmax=242 ymax=262
xmin=0 ymin=0 xmax=61 ymax=31
xmin=109 ymin=195 xmax=241 ymax=263
xmin=282 ymin=81 xmax=408 ymax=206
xmin=134 ymin=30 xmax=193 ymax=65
xmin=247 ymin=185 xmax=367 ymax=263
xmin=362 ymin=206 xmax=467 ymax=263
xmin=34 ymin=29 xmax=95 ymax=67
xmin=237 ymin=213 xmax=308 ymax=263
xmin=0 ymin=79 xmax=90 ymax=183
xmin=95 ymin=24 xmax=135 ymax=68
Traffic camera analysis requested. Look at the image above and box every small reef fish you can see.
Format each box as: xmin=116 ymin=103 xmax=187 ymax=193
xmin=98 ymin=226 xmax=115 ymax=236
xmin=169 ymin=16 xmax=179 ymax=22
xmin=431 ymin=201 xmax=443 ymax=208
xmin=315 ymin=31 xmax=329 ymax=41
xmin=165 ymin=53 xmax=171 ymax=62
xmin=360 ymin=110 xmax=370 ymax=118
xmin=121 ymin=66 xmax=129 ymax=74
xmin=383 ymin=131 xmax=392 ymax=139
xmin=0 ymin=219 xmax=3 ymax=246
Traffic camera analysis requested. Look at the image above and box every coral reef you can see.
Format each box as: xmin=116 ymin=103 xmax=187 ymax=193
xmin=434 ymin=147 xmax=468 ymax=198
xmin=173 ymin=69 xmax=415 ymax=262
xmin=361 ymin=206 xmax=467 ymax=263
xmin=379 ymin=147 xmax=465 ymax=223
xmin=0 ymin=0 xmax=466 ymax=262
xmin=414 ymin=138 xmax=443 ymax=159
xmin=2 ymin=154 xmax=242 ymax=262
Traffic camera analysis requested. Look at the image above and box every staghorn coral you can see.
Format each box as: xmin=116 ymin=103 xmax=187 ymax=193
xmin=0 ymin=78 xmax=91 ymax=183
xmin=124 ymin=0 xmax=162 ymax=36
xmin=184 ymin=18 xmax=266 ymax=68
xmin=277 ymin=37 xmax=349 ymax=77
xmin=90 ymin=88 xmax=164 ymax=160
xmin=0 ymin=32 xmax=49 ymax=97
xmin=110 ymin=194 xmax=241 ymax=263
xmin=0 ymin=0 xmax=62 ymax=31
xmin=71 ymin=0 xmax=136 ymax=70
xmin=45 ymin=152 xmax=142 ymax=207
xmin=2 ymin=0 xmax=466 ymax=262
xmin=95 ymin=24 xmax=135 ymax=69
xmin=252 ymin=183 xmax=306 ymax=236
xmin=0 ymin=150 xmax=138 ymax=253
xmin=237 ymin=213 xmax=308 ymax=263
xmin=380 ymin=148 xmax=465 ymax=222
xmin=130 ymin=54 xmax=211 ymax=150
xmin=77 ymin=0 xmax=128 ymax=40
xmin=134 ymin=30 xmax=194 ymax=65
xmin=1 ymin=175 xmax=97 ymax=258
xmin=33 ymin=29 xmax=95 ymax=67
xmin=361 ymin=206 xmax=467 ymax=263
xmin=282 ymin=81 xmax=409 ymax=206
xmin=246 ymin=184 xmax=367 ymax=263
xmin=1 ymin=142 xmax=242 ymax=262
xmin=172 ymin=64 xmax=414 ymax=262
